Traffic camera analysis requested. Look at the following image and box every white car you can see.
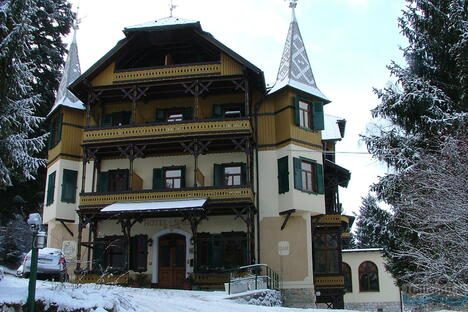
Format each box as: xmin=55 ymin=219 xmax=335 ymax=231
xmin=21 ymin=248 xmax=68 ymax=282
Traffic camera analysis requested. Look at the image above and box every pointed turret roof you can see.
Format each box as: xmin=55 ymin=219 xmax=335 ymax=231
xmin=269 ymin=7 xmax=329 ymax=103
xmin=48 ymin=28 xmax=84 ymax=117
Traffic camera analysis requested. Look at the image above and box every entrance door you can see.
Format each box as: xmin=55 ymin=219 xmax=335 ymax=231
xmin=158 ymin=233 xmax=186 ymax=288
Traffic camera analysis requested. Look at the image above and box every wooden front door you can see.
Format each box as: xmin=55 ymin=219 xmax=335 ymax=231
xmin=158 ymin=234 xmax=186 ymax=288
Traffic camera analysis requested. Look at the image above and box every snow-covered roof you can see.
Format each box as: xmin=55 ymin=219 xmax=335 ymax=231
xmin=322 ymin=114 xmax=346 ymax=141
xmin=101 ymin=198 xmax=207 ymax=213
xmin=342 ymin=248 xmax=383 ymax=253
xmin=48 ymin=29 xmax=84 ymax=117
xmin=124 ymin=16 xmax=199 ymax=33
xmin=269 ymin=8 xmax=329 ymax=103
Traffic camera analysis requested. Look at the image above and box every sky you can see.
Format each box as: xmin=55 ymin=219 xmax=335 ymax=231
xmin=69 ymin=0 xmax=407 ymax=218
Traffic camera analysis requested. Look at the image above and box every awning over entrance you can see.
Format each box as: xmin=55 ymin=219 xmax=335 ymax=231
xmin=101 ymin=198 xmax=207 ymax=213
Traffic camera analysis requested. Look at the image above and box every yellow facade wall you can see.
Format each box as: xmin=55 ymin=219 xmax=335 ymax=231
xmin=47 ymin=107 xmax=84 ymax=165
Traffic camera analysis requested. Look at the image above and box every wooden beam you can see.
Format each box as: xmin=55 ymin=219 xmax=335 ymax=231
xmin=279 ymin=209 xmax=296 ymax=231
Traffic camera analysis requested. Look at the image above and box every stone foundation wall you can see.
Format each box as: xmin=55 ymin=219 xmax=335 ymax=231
xmin=282 ymin=288 xmax=316 ymax=308
xmin=227 ymin=289 xmax=282 ymax=307
xmin=344 ymin=301 xmax=401 ymax=312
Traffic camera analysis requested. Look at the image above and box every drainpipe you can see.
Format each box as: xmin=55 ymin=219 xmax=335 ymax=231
xmin=254 ymin=94 xmax=265 ymax=263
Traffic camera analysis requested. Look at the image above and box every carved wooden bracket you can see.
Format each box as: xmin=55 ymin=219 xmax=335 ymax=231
xmin=121 ymin=86 xmax=148 ymax=102
xmin=180 ymin=139 xmax=211 ymax=157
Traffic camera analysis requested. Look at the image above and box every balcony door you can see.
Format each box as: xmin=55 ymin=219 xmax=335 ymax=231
xmin=158 ymin=233 xmax=186 ymax=288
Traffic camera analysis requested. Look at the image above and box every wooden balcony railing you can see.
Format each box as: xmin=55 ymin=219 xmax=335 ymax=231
xmin=79 ymin=186 xmax=254 ymax=209
xmin=113 ymin=62 xmax=222 ymax=83
xmin=83 ymin=118 xmax=252 ymax=143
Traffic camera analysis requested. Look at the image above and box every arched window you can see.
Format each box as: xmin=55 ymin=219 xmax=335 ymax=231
xmin=359 ymin=261 xmax=379 ymax=291
xmin=342 ymin=262 xmax=352 ymax=293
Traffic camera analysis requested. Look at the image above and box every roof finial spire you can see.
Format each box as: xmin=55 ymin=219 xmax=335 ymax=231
xmin=289 ymin=0 xmax=298 ymax=9
xmin=169 ymin=0 xmax=177 ymax=17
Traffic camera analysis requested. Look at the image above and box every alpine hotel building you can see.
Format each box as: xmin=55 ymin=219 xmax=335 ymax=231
xmin=43 ymin=6 xmax=353 ymax=308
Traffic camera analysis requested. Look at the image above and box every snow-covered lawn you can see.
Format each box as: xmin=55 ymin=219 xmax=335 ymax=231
xmin=0 ymin=274 xmax=358 ymax=312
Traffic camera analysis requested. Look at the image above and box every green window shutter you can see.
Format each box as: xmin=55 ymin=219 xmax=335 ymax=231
xmin=180 ymin=165 xmax=186 ymax=188
xmin=183 ymin=107 xmax=193 ymax=120
xmin=213 ymin=164 xmax=223 ymax=186
xmin=277 ymin=156 xmax=289 ymax=194
xmin=153 ymin=168 xmax=164 ymax=190
xmin=316 ymin=163 xmax=325 ymax=194
xmin=212 ymin=104 xmax=222 ymax=118
xmin=56 ymin=113 xmax=63 ymax=144
xmin=155 ymin=109 xmax=165 ymax=122
xmin=313 ymin=101 xmax=324 ymax=130
xmin=102 ymin=114 xmax=112 ymax=126
xmin=97 ymin=171 xmax=109 ymax=193
xmin=61 ymin=169 xmax=78 ymax=203
xmin=240 ymin=163 xmax=247 ymax=185
xmin=47 ymin=121 xmax=53 ymax=149
xmin=123 ymin=111 xmax=131 ymax=124
xmin=130 ymin=235 xmax=148 ymax=272
xmin=46 ymin=171 xmax=56 ymax=206
xmin=293 ymin=157 xmax=302 ymax=190
xmin=294 ymin=97 xmax=300 ymax=126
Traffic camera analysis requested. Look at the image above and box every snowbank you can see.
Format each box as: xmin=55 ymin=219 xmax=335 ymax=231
xmin=0 ymin=275 xmax=359 ymax=312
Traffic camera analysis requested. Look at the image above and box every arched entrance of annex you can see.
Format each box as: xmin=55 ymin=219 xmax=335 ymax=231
xmin=152 ymin=229 xmax=191 ymax=288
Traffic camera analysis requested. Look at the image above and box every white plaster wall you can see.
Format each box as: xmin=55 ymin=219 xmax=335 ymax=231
xmin=258 ymin=143 xmax=325 ymax=219
xmin=343 ymin=250 xmax=400 ymax=304
xmin=43 ymin=159 xmax=82 ymax=223
xmin=98 ymin=152 xmax=246 ymax=189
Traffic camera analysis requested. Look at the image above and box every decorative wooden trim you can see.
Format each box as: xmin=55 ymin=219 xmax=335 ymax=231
xmin=83 ymin=119 xmax=252 ymax=143
xmin=314 ymin=276 xmax=345 ymax=288
xmin=79 ymin=186 xmax=254 ymax=209
xmin=113 ymin=63 xmax=222 ymax=84
xmin=258 ymin=138 xmax=322 ymax=150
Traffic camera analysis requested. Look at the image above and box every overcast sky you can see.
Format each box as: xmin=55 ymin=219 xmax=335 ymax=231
xmin=69 ymin=0 xmax=407 ymax=217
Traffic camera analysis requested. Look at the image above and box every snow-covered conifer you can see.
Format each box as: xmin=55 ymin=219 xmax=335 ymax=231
xmin=362 ymin=0 xmax=467 ymax=297
xmin=354 ymin=195 xmax=391 ymax=249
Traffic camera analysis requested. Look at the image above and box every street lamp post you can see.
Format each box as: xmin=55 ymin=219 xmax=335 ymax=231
xmin=26 ymin=213 xmax=46 ymax=312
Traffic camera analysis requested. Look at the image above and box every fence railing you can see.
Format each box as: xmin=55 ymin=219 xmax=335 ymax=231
xmin=226 ymin=264 xmax=280 ymax=295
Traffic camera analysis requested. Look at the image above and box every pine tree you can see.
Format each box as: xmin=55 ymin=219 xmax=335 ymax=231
xmin=29 ymin=0 xmax=74 ymax=117
xmin=0 ymin=0 xmax=73 ymax=221
xmin=362 ymin=0 xmax=467 ymax=296
xmin=354 ymin=195 xmax=391 ymax=249
xmin=0 ymin=214 xmax=32 ymax=267
xmin=0 ymin=0 xmax=45 ymax=187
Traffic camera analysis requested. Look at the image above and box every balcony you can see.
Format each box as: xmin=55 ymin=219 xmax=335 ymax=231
xmin=79 ymin=186 xmax=254 ymax=210
xmin=113 ymin=62 xmax=222 ymax=84
xmin=83 ymin=118 xmax=252 ymax=144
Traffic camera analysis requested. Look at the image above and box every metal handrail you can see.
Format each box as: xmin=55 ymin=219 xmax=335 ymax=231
xmin=226 ymin=263 xmax=280 ymax=295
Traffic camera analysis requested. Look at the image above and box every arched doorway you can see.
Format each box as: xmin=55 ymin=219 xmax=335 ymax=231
xmin=158 ymin=233 xmax=186 ymax=288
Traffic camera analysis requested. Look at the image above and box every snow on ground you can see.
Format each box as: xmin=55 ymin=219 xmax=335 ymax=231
xmin=0 ymin=275 xmax=359 ymax=312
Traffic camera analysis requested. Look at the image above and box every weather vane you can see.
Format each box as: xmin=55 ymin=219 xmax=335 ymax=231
xmin=289 ymin=0 xmax=298 ymax=9
xmin=169 ymin=0 xmax=177 ymax=17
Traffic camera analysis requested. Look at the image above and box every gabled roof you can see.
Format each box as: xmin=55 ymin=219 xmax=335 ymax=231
xmin=124 ymin=16 xmax=200 ymax=34
xmin=48 ymin=29 xmax=84 ymax=117
xmin=69 ymin=16 xmax=265 ymax=94
xmin=269 ymin=8 xmax=329 ymax=103
xmin=322 ymin=114 xmax=346 ymax=141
